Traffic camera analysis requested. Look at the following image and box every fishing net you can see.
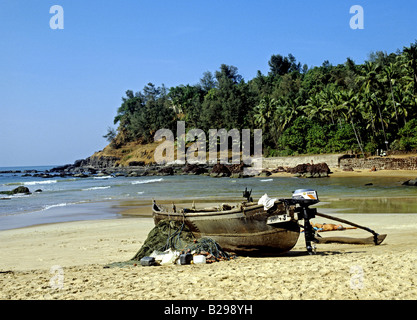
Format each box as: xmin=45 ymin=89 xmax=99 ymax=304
xmin=183 ymin=237 xmax=231 ymax=261
xmin=105 ymin=220 xmax=233 ymax=268
xmin=131 ymin=220 xmax=196 ymax=261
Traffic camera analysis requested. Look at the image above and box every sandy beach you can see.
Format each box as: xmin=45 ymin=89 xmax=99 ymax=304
xmin=1 ymin=213 xmax=416 ymax=300
xmin=1 ymin=169 xmax=417 ymax=301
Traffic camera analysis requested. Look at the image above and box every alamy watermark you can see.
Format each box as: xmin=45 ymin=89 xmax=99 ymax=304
xmin=48 ymin=5 xmax=363 ymax=31
xmin=49 ymin=5 xmax=64 ymax=29
xmin=154 ymin=121 xmax=263 ymax=175
xmin=350 ymin=5 xmax=364 ymax=30
xmin=49 ymin=265 xmax=65 ymax=290
xmin=350 ymin=265 xmax=365 ymax=289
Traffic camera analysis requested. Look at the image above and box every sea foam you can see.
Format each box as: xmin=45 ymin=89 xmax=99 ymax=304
xmin=82 ymin=186 xmax=111 ymax=191
xmin=5 ymin=180 xmax=58 ymax=186
xmin=42 ymin=203 xmax=69 ymax=211
xmin=131 ymin=178 xmax=164 ymax=185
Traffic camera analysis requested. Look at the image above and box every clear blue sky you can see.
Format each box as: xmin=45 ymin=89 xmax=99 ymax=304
xmin=1 ymin=0 xmax=416 ymax=167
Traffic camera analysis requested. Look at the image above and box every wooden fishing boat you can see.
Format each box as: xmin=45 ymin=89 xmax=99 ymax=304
xmin=152 ymin=188 xmax=387 ymax=255
xmin=152 ymin=194 xmax=301 ymax=256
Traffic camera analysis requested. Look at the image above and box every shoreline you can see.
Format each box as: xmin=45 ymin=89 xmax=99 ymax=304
xmin=1 ymin=168 xmax=416 ymax=231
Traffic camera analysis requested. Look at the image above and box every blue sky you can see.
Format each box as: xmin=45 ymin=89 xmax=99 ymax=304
xmin=1 ymin=0 xmax=416 ymax=166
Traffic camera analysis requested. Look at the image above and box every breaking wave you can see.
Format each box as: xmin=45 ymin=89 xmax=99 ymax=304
xmin=42 ymin=203 xmax=69 ymax=211
xmin=5 ymin=180 xmax=58 ymax=186
xmin=131 ymin=178 xmax=164 ymax=185
xmin=82 ymin=186 xmax=111 ymax=191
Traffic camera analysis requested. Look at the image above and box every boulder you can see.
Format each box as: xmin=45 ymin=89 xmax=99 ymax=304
xmin=402 ymin=179 xmax=417 ymax=186
xmin=286 ymin=162 xmax=331 ymax=178
xmin=271 ymin=166 xmax=286 ymax=173
xmin=73 ymin=173 xmax=90 ymax=178
xmin=258 ymin=170 xmax=272 ymax=177
xmin=129 ymin=161 xmax=145 ymax=167
xmin=182 ymin=164 xmax=208 ymax=175
xmin=210 ymin=164 xmax=231 ymax=177
xmin=227 ymin=163 xmax=245 ymax=174
xmin=49 ymin=164 xmax=73 ymax=172
xmin=0 ymin=186 xmax=31 ymax=195
xmin=158 ymin=166 xmax=174 ymax=176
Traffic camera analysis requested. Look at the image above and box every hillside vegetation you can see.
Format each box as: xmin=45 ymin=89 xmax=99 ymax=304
xmin=99 ymin=41 xmax=417 ymax=165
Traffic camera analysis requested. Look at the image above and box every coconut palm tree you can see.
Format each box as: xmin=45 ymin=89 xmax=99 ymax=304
xmin=319 ymin=86 xmax=345 ymax=127
xmin=254 ymin=96 xmax=276 ymax=129
xmin=402 ymin=41 xmax=417 ymax=94
xmin=379 ymin=63 xmax=399 ymax=122
xmin=302 ymin=93 xmax=322 ymax=122
xmin=339 ymin=89 xmax=365 ymax=157
xmin=254 ymin=96 xmax=279 ymax=147
xmin=274 ymin=98 xmax=300 ymax=134
xmin=319 ymin=87 xmax=336 ymax=125
xmin=358 ymin=61 xmax=390 ymax=150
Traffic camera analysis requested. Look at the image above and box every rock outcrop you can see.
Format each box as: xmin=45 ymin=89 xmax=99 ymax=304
xmin=0 ymin=186 xmax=31 ymax=195
xmin=50 ymin=156 xmax=120 ymax=175
xmin=402 ymin=179 xmax=417 ymax=186
xmin=286 ymin=162 xmax=332 ymax=178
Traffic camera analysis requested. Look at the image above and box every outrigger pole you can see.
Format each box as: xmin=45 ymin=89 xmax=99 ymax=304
xmin=315 ymin=212 xmax=386 ymax=245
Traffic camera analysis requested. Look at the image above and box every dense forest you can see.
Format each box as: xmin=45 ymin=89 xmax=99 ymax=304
xmin=105 ymin=40 xmax=417 ymax=158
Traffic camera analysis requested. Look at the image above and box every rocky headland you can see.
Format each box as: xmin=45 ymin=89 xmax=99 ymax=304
xmin=44 ymin=153 xmax=334 ymax=180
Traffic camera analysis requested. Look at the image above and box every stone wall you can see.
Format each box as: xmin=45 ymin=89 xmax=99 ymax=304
xmin=260 ymin=154 xmax=346 ymax=169
xmin=340 ymin=157 xmax=417 ymax=170
xmin=258 ymin=154 xmax=417 ymax=171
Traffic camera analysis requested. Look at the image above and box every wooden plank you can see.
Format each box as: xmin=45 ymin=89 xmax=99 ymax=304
xmin=315 ymin=234 xmax=387 ymax=245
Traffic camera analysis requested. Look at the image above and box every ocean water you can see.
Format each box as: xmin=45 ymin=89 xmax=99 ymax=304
xmin=1 ymin=165 xmax=417 ymax=231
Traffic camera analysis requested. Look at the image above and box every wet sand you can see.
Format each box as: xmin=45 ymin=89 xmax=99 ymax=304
xmin=1 ymin=211 xmax=416 ymax=300
xmin=269 ymin=167 xmax=417 ymax=179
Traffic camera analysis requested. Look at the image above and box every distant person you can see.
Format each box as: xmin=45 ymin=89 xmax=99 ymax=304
xmin=312 ymin=222 xmax=344 ymax=231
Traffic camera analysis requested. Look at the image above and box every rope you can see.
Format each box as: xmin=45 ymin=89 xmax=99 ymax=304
xmin=160 ymin=220 xmax=188 ymax=251
xmin=184 ymin=237 xmax=231 ymax=260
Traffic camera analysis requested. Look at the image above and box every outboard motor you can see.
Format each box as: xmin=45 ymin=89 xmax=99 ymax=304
xmin=280 ymin=189 xmax=319 ymax=254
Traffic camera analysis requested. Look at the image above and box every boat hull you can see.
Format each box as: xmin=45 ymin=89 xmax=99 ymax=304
xmin=152 ymin=202 xmax=300 ymax=255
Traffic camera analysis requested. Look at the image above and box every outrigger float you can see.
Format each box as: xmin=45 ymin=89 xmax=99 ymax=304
xmin=152 ymin=188 xmax=387 ymax=255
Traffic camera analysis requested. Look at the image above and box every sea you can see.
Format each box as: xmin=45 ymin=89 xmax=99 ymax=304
xmin=1 ymin=165 xmax=417 ymax=231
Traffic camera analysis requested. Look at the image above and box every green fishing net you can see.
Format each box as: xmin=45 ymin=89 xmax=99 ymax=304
xmin=105 ymin=220 xmax=195 ymax=268
xmin=105 ymin=220 xmax=232 ymax=268
xmin=131 ymin=220 xmax=196 ymax=261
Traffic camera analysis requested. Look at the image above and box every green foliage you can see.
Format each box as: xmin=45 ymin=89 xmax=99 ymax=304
xmin=328 ymin=123 xmax=357 ymax=152
xmin=103 ymin=126 xmax=116 ymax=143
xmin=114 ymin=83 xmax=176 ymax=144
xmin=268 ymin=53 xmax=301 ymax=77
xmin=107 ymin=40 xmax=417 ymax=156
xmin=397 ymin=118 xmax=417 ymax=150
